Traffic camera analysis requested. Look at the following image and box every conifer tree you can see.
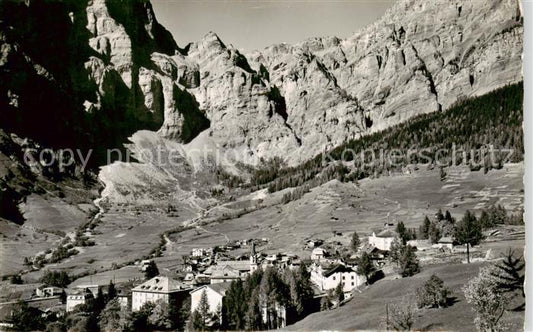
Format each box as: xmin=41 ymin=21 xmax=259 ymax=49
xmin=107 ymin=280 xmax=117 ymax=301
xmin=399 ymin=245 xmax=420 ymax=277
xmin=357 ymin=252 xmax=376 ymax=284
xmin=144 ymin=261 xmax=159 ymax=279
xmin=454 ymin=210 xmax=484 ymax=263
xmin=491 ymin=249 xmax=525 ymax=297
xmin=334 ymin=281 xmax=344 ymax=303
xmin=419 ymin=216 xmax=431 ymax=239
xmin=351 ymin=231 xmax=361 ymax=253
xmin=198 ymin=289 xmax=210 ymax=329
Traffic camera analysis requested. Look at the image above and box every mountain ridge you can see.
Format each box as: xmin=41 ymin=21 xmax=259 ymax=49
xmin=0 ymin=0 xmax=523 ymax=169
xmin=0 ymin=0 xmax=524 ymax=209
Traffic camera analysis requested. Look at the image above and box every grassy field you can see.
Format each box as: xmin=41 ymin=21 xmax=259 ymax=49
xmin=20 ymin=205 xmax=198 ymax=283
xmin=1 ymin=162 xmax=523 ymax=301
xmin=161 ymin=163 xmax=523 ymax=266
xmin=0 ymin=193 xmax=89 ymax=276
xmin=288 ymin=261 xmax=525 ymax=331
xmin=0 ymin=173 xmax=99 ymax=276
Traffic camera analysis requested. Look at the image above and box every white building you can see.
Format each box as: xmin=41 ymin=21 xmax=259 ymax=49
xmin=131 ymin=276 xmax=191 ymax=312
xmin=206 ymin=243 xmax=259 ymax=283
xmin=311 ymin=247 xmax=328 ymax=261
xmin=310 ymin=264 xmax=365 ymax=293
xmin=407 ymin=239 xmax=432 ymax=251
xmin=436 ymin=236 xmax=454 ymax=250
xmin=140 ymin=260 xmax=152 ymax=272
xmin=65 ymin=284 xmax=102 ymax=312
xmin=36 ymin=286 xmax=63 ymax=298
xmin=192 ymin=248 xmax=213 ymax=257
xmin=190 ymin=282 xmax=232 ymax=319
xmin=117 ymin=294 xmax=131 ymax=310
xmin=66 ymin=288 xmax=93 ymax=312
xmin=368 ymin=229 xmax=398 ymax=251
xmin=250 ymin=241 xmax=259 ymax=273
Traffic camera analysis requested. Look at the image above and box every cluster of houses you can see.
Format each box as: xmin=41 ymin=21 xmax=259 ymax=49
xmin=180 ymin=239 xmax=299 ymax=287
xmin=4 ymin=224 xmax=458 ymax=329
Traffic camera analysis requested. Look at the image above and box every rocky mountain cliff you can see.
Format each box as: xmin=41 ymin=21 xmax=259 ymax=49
xmin=0 ymin=0 xmax=209 ymax=165
xmin=241 ymin=0 xmax=524 ymax=164
xmin=0 ymin=0 xmax=523 ymax=170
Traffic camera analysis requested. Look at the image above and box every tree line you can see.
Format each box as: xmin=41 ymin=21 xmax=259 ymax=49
xmin=191 ymin=265 xmax=314 ymax=331
xmin=248 ymin=82 xmax=523 ymax=194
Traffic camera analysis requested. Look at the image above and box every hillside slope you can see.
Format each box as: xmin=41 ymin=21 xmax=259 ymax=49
xmin=287 ymin=262 xmax=524 ymax=331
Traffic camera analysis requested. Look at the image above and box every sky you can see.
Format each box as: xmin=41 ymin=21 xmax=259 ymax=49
xmin=151 ymin=0 xmax=396 ymax=52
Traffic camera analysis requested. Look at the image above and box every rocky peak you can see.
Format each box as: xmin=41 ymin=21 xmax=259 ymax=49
xmin=0 ymin=0 xmax=524 ymax=171
xmin=238 ymin=0 xmax=523 ymax=163
xmin=0 ymin=0 xmax=208 ymax=166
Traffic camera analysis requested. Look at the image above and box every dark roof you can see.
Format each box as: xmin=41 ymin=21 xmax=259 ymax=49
xmin=191 ymin=282 xmax=232 ymax=296
xmin=207 ymin=282 xmax=232 ymax=295
xmin=132 ymin=276 xmax=190 ymax=293
xmin=361 ymin=243 xmax=379 ymax=254
xmin=376 ymin=229 xmax=398 ymax=238
xmin=323 ymin=264 xmax=354 ymax=278
xmin=438 ymin=236 xmax=453 ymax=243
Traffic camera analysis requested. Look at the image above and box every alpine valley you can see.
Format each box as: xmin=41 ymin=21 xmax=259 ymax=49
xmin=0 ymin=0 xmax=525 ymax=331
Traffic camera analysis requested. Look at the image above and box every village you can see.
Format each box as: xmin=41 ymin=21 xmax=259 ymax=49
xmin=3 ymin=206 xmax=512 ymax=331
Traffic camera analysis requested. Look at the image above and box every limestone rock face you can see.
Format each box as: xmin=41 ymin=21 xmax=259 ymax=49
xmin=243 ymin=0 xmax=523 ymax=163
xmin=0 ymin=0 xmax=523 ymax=168
xmin=0 ymin=0 xmax=208 ymax=161
xmin=161 ymin=0 xmax=523 ymax=166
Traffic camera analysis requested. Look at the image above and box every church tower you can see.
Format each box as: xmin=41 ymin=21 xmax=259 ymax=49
xmin=249 ymin=241 xmax=258 ymax=273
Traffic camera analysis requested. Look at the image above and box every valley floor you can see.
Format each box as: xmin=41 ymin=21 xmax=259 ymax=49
xmin=0 ymin=163 xmax=524 ymax=330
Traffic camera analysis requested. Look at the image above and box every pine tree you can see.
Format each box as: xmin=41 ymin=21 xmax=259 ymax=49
xmin=334 ymin=281 xmax=344 ymax=303
xmin=95 ymin=287 xmax=106 ymax=313
xmin=479 ymin=210 xmax=491 ymax=229
xmin=396 ymin=221 xmax=408 ymax=244
xmin=436 ymin=209 xmax=445 ymax=221
xmin=198 ymin=290 xmax=210 ymax=329
xmin=245 ymin=289 xmax=262 ymax=330
xmin=107 ymin=280 xmax=117 ymax=301
xmin=191 ymin=310 xmax=204 ymax=331
xmin=224 ymin=280 xmax=247 ymax=330
xmin=419 ymin=216 xmax=431 ymax=239
xmin=259 ymin=267 xmax=288 ymax=329
xmin=351 ymin=231 xmax=361 ymax=253
xmin=454 ymin=210 xmax=484 ymax=263
xmin=284 ymin=269 xmax=300 ymax=316
xmin=399 ymin=245 xmax=420 ymax=277
xmin=296 ymin=264 xmax=314 ymax=307
xmin=445 ymin=210 xmax=454 ymax=223
xmin=491 ymin=249 xmax=525 ymax=297
xmin=389 ymin=238 xmax=402 ymax=265
xmin=357 ymin=252 xmax=376 ymax=284
xmin=428 ymin=221 xmax=441 ymax=244
xmin=59 ymin=290 xmax=67 ymax=304
xmin=144 ymin=261 xmax=159 ymax=279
